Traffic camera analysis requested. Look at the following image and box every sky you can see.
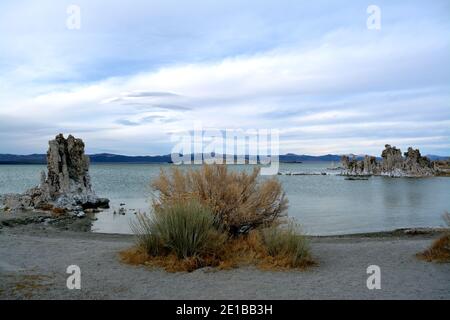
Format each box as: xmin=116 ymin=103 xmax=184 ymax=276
xmin=0 ymin=0 xmax=449 ymax=156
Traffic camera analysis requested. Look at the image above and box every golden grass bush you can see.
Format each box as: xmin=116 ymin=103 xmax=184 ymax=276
xmin=131 ymin=200 xmax=225 ymax=259
xmin=121 ymin=230 xmax=265 ymax=272
xmin=417 ymin=212 xmax=450 ymax=263
xmin=151 ymin=164 xmax=288 ymax=236
xmin=417 ymin=234 xmax=450 ymax=263
xmin=120 ymin=165 xmax=314 ymax=272
xmin=261 ymin=222 xmax=314 ymax=268
xmin=130 ymin=213 xmax=164 ymax=257
xmin=121 ymin=225 xmax=315 ymax=272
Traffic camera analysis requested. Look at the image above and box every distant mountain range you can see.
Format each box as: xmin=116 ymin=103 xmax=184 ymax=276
xmin=0 ymin=153 xmax=447 ymax=164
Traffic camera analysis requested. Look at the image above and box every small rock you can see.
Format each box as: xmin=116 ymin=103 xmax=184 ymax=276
xmin=404 ymin=228 xmax=428 ymax=235
xmin=76 ymin=211 xmax=86 ymax=218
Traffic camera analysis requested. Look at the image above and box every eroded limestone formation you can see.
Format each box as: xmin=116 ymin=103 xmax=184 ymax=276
xmin=341 ymin=144 xmax=435 ymax=177
xmin=1 ymin=134 xmax=109 ymax=212
xmin=45 ymin=134 xmax=92 ymax=198
xmin=433 ymin=159 xmax=450 ymax=175
xmin=402 ymin=147 xmax=434 ymax=176
xmin=340 ymin=155 xmax=378 ymax=175
xmin=380 ymin=144 xmax=404 ymax=174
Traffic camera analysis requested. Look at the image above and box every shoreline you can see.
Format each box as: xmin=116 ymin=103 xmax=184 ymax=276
xmin=1 ymin=208 xmax=447 ymax=239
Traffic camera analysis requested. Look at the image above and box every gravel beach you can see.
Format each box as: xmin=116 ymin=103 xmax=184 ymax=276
xmin=0 ymin=217 xmax=448 ymax=300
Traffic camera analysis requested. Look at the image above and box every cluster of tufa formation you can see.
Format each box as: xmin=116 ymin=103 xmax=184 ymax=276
xmin=1 ymin=134 xmax=109 ymax=212
xmin=341 ymin=155 xmax=378 ymax=176
xmin=341 ymin=144 xmax=435 ymax=177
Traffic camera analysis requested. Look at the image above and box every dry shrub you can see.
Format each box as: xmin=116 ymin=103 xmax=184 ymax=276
xmin=120 ymin=165 xmax=314 ymax=272
xmin=131 ymin=200 xmax=225 ymax=259
xmin=121 ymin=228 xmax=315 ymax=272
xmin=121 ymin=249 xmax=218 ymax=272
xmin=151 ymin=164 xmax=288 ymax=236
xmin=121 ymin=230 xmax=263 ymax=272
xmin=417 ymin=234 xmax=450 ymax=263
xmin=131 ymin=212 xmax=166 ymax=257
xmin=153 ymin=201 xmax=225 ymax=259
xmin=119 ymin=247 xmax=150 ymax=265
xmin=261 ymin=223 xmax=314 ymax=268
xmin=417 ymin=212 xmax=450 ymax=263
xmin=214 ymin=231 xmax=268 ymax=269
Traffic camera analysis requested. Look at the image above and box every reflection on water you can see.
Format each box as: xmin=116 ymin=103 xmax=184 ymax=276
xmin=0 ymin=163 xmax=449 ymax=235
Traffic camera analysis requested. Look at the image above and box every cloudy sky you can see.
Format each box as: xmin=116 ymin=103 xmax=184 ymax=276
xmin=0 ymin=0 xmax=449 ymax=155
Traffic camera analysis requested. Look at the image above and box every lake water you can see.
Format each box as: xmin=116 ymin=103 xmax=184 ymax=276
xmin=0 ymin=163 xmax=449 ymax=236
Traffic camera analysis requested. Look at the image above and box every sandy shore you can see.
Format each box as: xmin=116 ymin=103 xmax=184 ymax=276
xmin=0 ymin=214 xmax=449 ymax=300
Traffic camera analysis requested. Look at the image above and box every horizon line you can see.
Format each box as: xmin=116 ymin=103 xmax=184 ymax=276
xmin=1 ymin=152 xmax=449 ymax=158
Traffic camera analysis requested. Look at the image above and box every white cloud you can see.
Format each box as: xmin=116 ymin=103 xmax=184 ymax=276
xmin=0 ymin=0 xmax=449 ymax=155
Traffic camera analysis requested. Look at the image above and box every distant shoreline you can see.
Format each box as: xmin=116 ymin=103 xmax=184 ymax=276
xmin=1 ymin=153 xmax=448 ymax=166
xmin=0 ymin=160 xmax=332 ymax=165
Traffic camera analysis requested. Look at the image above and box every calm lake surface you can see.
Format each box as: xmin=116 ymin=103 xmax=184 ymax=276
xmin=1 ymin=162 xmax=449 ymax=235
